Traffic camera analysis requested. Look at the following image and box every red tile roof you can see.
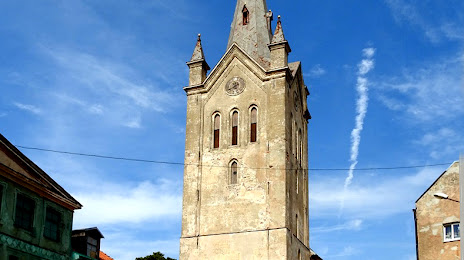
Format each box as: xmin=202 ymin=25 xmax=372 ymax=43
xmin=100 ymin=251 xmax=114 ymax=260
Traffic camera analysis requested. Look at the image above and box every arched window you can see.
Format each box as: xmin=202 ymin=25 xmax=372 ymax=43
xmin=242 ymin=5 xmax=249 ymax=25
xmin=214 ymin=114 xmax=220 ymax=148
xmin=230 ymin=160 xmax=238 ymax=184
xmin=298 ymin=249 xmax=301 ymax=260
xmin=250 ymin=107 xmax=257 ymax=142
xmin=232 ymin=111 xmax=239 ymax=145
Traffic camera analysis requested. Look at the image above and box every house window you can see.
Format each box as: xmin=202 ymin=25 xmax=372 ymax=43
xmin=444 ymin=223 xmax=460 ymax=242
xmin=298 ymin=249 xmax=301 ymax=260
xmin=15 ymin=194 xmax=35 ymax=231
xmin=230 ymin=161 xmax=238 ymax=184
xmin=214 ymin=114 xmax=220 ymax=148
xmin=250 ymin=107 xmax=257 ymax=142
xmin=242 ymin=5 xmax=249 ymax=25
xmin=87 ymin=236 xmax=98 ymax=258
xmin=232 ymin=111 xmax=239 ymax=145
xmin=44 ymin=207 xmax=61 ymax=241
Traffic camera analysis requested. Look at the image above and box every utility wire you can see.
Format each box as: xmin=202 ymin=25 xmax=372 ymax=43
xmin=15 ymin=145 xmax=452 ymax=172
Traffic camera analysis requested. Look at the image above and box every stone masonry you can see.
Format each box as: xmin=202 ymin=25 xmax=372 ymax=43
xmin=180 ymin=0 xmax=311 ymax=259
xmin=415 ymin=162 xmax=461 ymax=260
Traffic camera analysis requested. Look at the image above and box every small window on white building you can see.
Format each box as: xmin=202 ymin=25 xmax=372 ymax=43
xmin=444 ymin=223 xmax=460 ymax=242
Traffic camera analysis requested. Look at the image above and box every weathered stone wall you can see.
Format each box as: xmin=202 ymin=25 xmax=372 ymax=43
xmin=416 ymin=162 xmax=460 ymax=260
xmin=180 ymin=43 xmax=310 ymax=259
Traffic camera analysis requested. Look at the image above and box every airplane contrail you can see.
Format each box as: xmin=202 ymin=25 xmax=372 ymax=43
xmin=339 ymin=47 xmax=376 ymax=215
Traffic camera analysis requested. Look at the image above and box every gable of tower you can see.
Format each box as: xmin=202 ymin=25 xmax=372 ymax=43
xmin=203 ymin=45 xmax=268 ymax=104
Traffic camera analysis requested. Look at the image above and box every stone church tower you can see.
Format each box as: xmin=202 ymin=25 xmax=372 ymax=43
xmin=180 ymin=0 xmax=311 ymax=259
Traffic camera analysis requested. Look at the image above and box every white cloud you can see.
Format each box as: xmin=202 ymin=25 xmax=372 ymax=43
xmin=0 ymin=112 xmax=7 ymax=117
xmin=37 ymin=47 xmax=182 ymax=129
xmin=306 ymin=64 xmax=327 ymax=78
xmin=311 ymin=165 xmax=447 ymax=219
xmin=415 ymin=128 xmax=464 ymax=159
xmin=73 ymin=179 xmax=182 ymax=227
xmin=124 ymin=115 xmax=142 ymax=129
xmin=54 ymin=94 xmax=105 ymax=115
xmin=13 ymin=102 xmax=42 ymax=115
xmin=312 ymin=219 xmax=363 ymax=234
xmin=386 ymin=0 xmax=464 ymax=43
xmin=88 ymin=104 xmax=104 ymax=115
xmin=44 ymin=48 xmax=177 ymax=112
xmin=325 ymin=246 xmax=360 ymax=258
xmin=377 ymin=53 xmax=464 ymax=122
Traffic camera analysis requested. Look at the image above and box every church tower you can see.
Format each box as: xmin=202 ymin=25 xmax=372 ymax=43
xmin=180 ymin=0 xmax=311 ymax=259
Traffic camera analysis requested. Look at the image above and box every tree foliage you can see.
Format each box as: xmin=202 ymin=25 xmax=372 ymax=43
xmin=135 ymin=251 xmax=176 ymax=260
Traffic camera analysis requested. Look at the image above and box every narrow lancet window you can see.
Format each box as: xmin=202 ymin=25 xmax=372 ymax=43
xmin=298 ymin=129 xmax=302 ymax=165
xmin=296 ymin=214 xmax=299 ymax=238
xmin=231 ymin=161 xmax=238 ymax=184
xmin=214 ymin=114 xmax=220 ymax=148
xmin=290 ymin=113 xmax=293 ymax=152
xmin=232 ymin=111 xmax=239 ymax=145
xmin=242 ymin=5 xmax=249 ymax=25
xmin=250 ymin=107 xmax=257 ymax=142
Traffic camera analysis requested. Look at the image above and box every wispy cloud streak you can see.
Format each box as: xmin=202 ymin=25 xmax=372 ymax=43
xmin=340 ymin=48 xmax=376 ymax=215
xmin=14 ymin=102 xmax=42 ymax=115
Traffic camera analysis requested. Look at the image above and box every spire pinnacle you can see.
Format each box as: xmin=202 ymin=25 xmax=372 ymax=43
xmin=228 ymin=0 xmax=273 ymax=67
xmin=190 ymin=33 xmax=206 ymax=62
xmin=271 ymin=15 xmax=286 ymax=44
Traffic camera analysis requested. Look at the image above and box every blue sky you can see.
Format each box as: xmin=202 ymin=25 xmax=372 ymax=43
xmin=0 ymin=0 xmax=463 ymax=259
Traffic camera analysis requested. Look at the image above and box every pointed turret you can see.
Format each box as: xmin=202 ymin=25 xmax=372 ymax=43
xmin=228 ymin=0 xmax=273 ymax=68
xmin=268 ymin=15 xmax=291 ymax=69
xmin=187 ymin=34 xmax=210 ymax=86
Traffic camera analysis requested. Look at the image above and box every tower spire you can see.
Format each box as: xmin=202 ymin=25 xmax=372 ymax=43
xmin=228 ymin=0 xmax=273 ymax=68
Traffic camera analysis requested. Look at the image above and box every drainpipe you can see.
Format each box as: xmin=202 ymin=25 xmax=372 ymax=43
xmin=460 ymin=155 xmax=463 ymax=260
xmin=413 ymin=208 xmax=419 ymax=260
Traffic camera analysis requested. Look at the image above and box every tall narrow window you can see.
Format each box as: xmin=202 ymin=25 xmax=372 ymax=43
xmin=250 ymin=107 xmax=257 ymax=142
xmin=294 ymin=122 xmax=297 ymax=157
xmin=296 ymin=214 xmax=299 ymax=238
xmin=289 ymin=114 xmax=293 ymax=152
xmin=232 ymin=111 xmax=238 ymax=145
xmin=298 ymin=250 xmax=301 ymax=260
xmin=296 ymin=170 xmax=299 ymax=194
xmin=231 ymin=161 xmax=238 ymax=184
xmin=44 ymin=207 xmax=61 ymax=241
xmin=214 ymin=114 xmax=220 ymax=148
xmin=15 ymin=194 xmax=35 ymax=231
xmin=298 ymin=129 xmax=302 ymax=165
xmin=242 ymin=5 xmax=249 ymax=25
